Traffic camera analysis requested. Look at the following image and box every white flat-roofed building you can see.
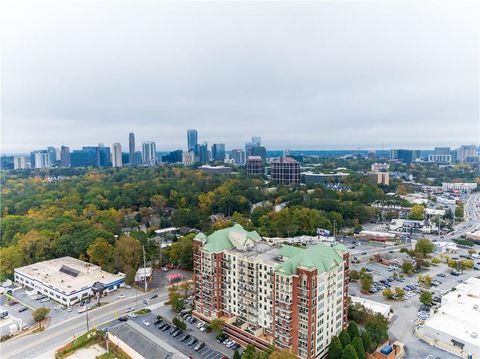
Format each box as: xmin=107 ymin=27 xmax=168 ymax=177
xmin=417 ymin=277 xmax=480 ymax=358
xmin=14 ymin=257 xmax=125 ymax=307
xmin=442 ymin=182 xmax=478 ymax=193
xmin=350 ymin=296 xmax=391 ymax=318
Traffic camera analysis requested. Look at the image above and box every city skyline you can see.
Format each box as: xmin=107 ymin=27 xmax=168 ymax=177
xmin=2 ymin=1 xmax=479 ymax=153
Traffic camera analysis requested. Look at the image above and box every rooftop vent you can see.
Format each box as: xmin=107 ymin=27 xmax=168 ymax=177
xmin=59 ymin=265 xmax=80 ymax=277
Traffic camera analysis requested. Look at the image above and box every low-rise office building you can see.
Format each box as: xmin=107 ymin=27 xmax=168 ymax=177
xmin=302 ymin=171 xmax=349 ymax=184
xmin=442 ymin=182 xmax=477 ymax=193
xmin=14 ymin=257 xmax=125 ymax=307
xmin=358 ymin=230 xmax=396 ymax=242
xmin=416 ymin=278 xmax=480 ymax=358
xmin=192 ymin=224 xmax=349 ymax=359
xmin=198 ymin=165 xmax=232 ymax=174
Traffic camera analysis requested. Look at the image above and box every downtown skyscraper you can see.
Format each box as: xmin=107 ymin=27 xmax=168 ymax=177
xmin=129 ymin=132 xmax=136 ymax=166
xmin=187 ymin=129 xmax=198 ymax=153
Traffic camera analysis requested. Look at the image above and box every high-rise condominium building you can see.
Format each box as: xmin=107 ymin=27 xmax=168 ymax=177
xmin=142 ymin=141 xmax=157 ymax=165
xmin=182 ymin=151 xmax=195 ymax=166
xmin=457 ymin=145 xmax=478 ymax=163
xmin=231 ymin=149 xmax=246 ymax=165
xmin=187 ymin=129 xmax=198 ymax=153
xmin=47 ymin=147 xmax=58 ymax=165
xmin=246 ymin=156 xmax=264 ymax=175
xmin=112 ymin=143 xmax=122 ymax=168
xmin=32 ymin=150 xmax=50 ymax=169
xmin=60 ymin=146 xmax=71 ymax=167
xmin=192 ymin=224 xmax=349 ymax=359
xmin=196 ymin=142 xmax=209 ymax=164
xmin=129 ymin=132 xmax=136 ymax=166
xmin=270 ymin=157 xmax=300 ymax=185
xmin=13 ymin=156 xmax=28 ymax=169
xmin=212 ymin=144 xmax=226 ymax=162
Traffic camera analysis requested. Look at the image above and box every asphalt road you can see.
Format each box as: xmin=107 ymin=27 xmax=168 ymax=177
xmin=0 ymin=289 xmax=168 ymax=359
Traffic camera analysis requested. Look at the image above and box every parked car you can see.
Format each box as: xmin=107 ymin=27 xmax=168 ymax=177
xmin=150 ymin=294 xmax=158 ymax=299
xmin=117 ymin=294 xmax=126 ymax=299
xmin=118 ymin=316 xmax=128 ymax=322
xmin=154 ymin=319 xmax=163 ymax=325
xmin=173 ymin=329 xmax=183 ymax=338
xmin=196 ymin=321 xmax=205 ymax=329
xmin=181 ymin=333 xmax=191 ymax=342
xmin=162 ymin=324 xmax=171 ymax=332
xmin=18 ymin=306 xmax=28 ymax=313
xmin=128 ymin=313 xmax=138 ymax=318
xmin=216 ymin=334 xmax=228 ymax=343
xmin=194 ymin=342 xmax=205 ymax=351
xmin=187 ymin=337 xmax=198 ymax=346
xmin=142 ymin=320 xmax=150 ymax=326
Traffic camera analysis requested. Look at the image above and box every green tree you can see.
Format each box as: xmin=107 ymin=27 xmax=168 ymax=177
xmin=328 ymin=336 xmax=343 ymax=359
xmin=114 ymin=236 xmax=142 ymax=283
xmin=168 ymin=234 xmax=194 ymax=270
xmin=0 ymin=246 xmax=25 ymax=280
xmin=347 ymin=321 xmax=360 ymax=339
xmin=87 ymin=238 xmax=114 ymax=272
xmin=360 ymin=330 xmax=372 ymax=353
xmin=341 ymin=344 xmax=358 ymax=359
xmin=420 ymin=291 xmax=432 ymax=306
xmin=242 ymin=344 xmax=257 ymax=359
xmin=415 ymin=239 xmax=434 ymax=257
xmin=431 ymin=257 xmax=440 ymax=265
xmin=360 ymin=275 xmax=373 ymax=293
xmin=349 ymin=270 xmax=360 ymax=281
xmin=32 ymin=307 xmax=50 ymax=328
xmin=269 ymin=349 xmax=297 ymax=359
xmin=339 ymin=329 xmax=351 ymax=347
xmin=401 ymin=261 xmax=413 ymax=275
xmin=409 ymin=204 xmax=425 ymax=220
xmin=233 ymin=350 xmax=241 ymax=359
xmin=172 ymin=317 xmax=186 ymax=331
xmin=365 ymin=314 xmax=388 ymax=347
xmin=394 ymin=287 xmax=405 ymax=300
xmin=210 ymin=318 xmax=224 ymax=335
xmin=382 ymin=288 xmax=393 ymax=299
xmin=352 ymin=336 xmax=366 ymax=359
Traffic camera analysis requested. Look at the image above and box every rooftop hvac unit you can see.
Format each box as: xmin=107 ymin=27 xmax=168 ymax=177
xmin=471 ymin=332 xmax=478 ymax=338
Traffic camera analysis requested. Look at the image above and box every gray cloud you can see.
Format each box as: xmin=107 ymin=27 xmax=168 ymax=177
xmin=2 ymin=0 xmax=479 ymax=153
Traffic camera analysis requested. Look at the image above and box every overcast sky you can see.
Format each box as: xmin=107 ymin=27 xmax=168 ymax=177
xmin=2 ymin=0 xmax=479 ymax=153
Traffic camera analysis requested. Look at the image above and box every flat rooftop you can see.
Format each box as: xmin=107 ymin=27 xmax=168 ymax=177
xmin=15 ymin=256 xmax=124 ymax=294
xmin=422 ymin=278 xmax=480 ymax=347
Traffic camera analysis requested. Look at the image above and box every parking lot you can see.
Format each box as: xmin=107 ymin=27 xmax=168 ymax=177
xmin=348 ymin=241 xmax=477 ymax=359
xmin=104 ymin=309 xmax=235 ymax=359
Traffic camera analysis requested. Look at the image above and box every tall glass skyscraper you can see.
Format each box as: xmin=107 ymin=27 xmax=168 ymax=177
xmin=187 ymin=129 xmax=198 ymax=152
xmin=212 ymin=144 xmax=226 ymax=162
xmin=129 ymin=132 xmax=136 ymax=166
xmin=142 ymin=141 xmax=157 ymax=165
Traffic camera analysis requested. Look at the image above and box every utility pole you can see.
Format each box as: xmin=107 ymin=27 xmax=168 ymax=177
xmin=142 ymin=245 xmax=147 ymax=293
xmin=85 ymin=310 xmax=90 ymax=332
xmin=333 ymin=220 xmax=337 ymax=238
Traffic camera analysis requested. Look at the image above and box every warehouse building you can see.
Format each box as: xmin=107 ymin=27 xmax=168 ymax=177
xmin=416 ymin=277 xmax=480 ymax=358
xmin=14 ymin=257 xmax=125 ymax=307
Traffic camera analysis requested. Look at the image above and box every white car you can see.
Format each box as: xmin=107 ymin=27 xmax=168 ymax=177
xmin=117 ymin=294 xmax=126 ymax=299
xmin=196 ymin=321 xmax=205 ymax=329
xmin=125 ymin=307 xmax=135 ymax=313
xmin=142 ymin=320 xmax=150 ymax=326
xmin=128 ymin=313 xmax=137 ymax=318
xmin=200 ymin=325 xmax=208 ymax=332
xmin=40 ymin=298 xmax=50 ymax=303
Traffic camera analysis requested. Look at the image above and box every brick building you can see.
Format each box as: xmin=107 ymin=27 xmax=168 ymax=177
xmin=192 ymin=224 xmax=349 ymax=358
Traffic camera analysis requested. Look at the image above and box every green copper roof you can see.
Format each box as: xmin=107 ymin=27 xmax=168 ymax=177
xmin=276 ymin=242 xmax=345 ymax=276
xmin=198 ymin=224 xmax=261 ymax=253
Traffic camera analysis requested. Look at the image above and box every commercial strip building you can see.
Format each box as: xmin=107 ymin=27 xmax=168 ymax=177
xmin=192 ymin=224 xmax=349 ymax=359
xmin=198 ymin=165 xmax=233 ymax=174
xmin=442 ymin=182 xmax=478 ymax=193
xmin=302 ymin=172 xmax=349 ymax=184
xmin=416 ymin=278 xmax=480 ymax=358
xmin=14 ymin=257 xmax=125 ymax=307
xmin=357 ymin=230 xmax=397 ymax=242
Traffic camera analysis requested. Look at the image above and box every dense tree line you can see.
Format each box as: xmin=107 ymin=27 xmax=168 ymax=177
xmin=1 ymin=166 xmax=389 ymax=279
